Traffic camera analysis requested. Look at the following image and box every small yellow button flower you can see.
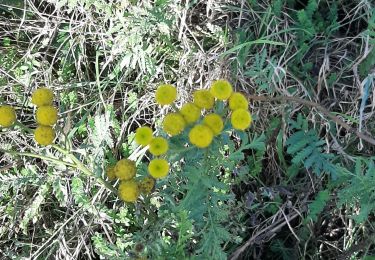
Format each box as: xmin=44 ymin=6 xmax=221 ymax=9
xmin=138 ymin=176 xmax=155 ymax=194
xmin=163 ymin=113 xmax=185 ymax=136
xmin=193 ymin=90 xmax=214 ymax=109
xmin=36 ymin=106 xmax=58 ymax=126
xmin=135 ymin=126 xmax=153 ymax=146
xmin=31 ymin=88 xmax=54 ymax=107
xmin=210 ymin=79 xmax=233 ymax=100
xmin=106 ymin=166 xmax=116 ymax=181
xmin=34 ymin=125 xmax=55 ymax=146
xmin=149 ymin=137 xmax=169 ymax=156
xmin=148 ymin=159 xmax=169 ymax=179
xmin=189 ymin=124 xmax=214 ymax=148
xmin=0 ymin=105 xmax=16 ymax=127
xmin=180 ymin=103 xmax=201 ymax=124
xmin=115 ymin=159 xmax=136 ymax=180
xmin=155 ymin=84 xmax=177 ymax=106
xmin=229 ymin=92 xmax=248 ymax=110
xmin=231 ymin=109 xmax=252 ymax=130
xmin=203 ymin=113 xmax=224 ymax=136
xmin=118 ymin=179 xmax=139 ymax=202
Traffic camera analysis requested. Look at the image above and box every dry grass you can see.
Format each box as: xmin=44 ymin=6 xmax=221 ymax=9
xmin=0 ymin=0 xmax=374 ymax=259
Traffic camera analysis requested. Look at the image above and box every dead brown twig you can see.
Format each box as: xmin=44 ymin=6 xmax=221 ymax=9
xmin=229 ymin=212 xmax=301 ymax=260
xmin=247 ymin=95 xmax=375 ymax=146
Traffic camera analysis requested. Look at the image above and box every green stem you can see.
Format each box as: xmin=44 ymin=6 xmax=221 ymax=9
xmin=52 ymin=144 xmax=118 ymax=194
xmin=15 ymin=121 xmax=34 ymax=134
xmin=2 ymin=144 xmax=117 ymax=195
xmin=0 ymin=148 xmax=76 ymax=168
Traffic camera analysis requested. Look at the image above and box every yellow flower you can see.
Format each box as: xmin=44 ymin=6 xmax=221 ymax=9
xmin=231 ymin=109 xmax=252 ymax=130
xmin=36 ymin=106 xmax=58 ymax=126
xmin=180 ymin=103 xmax=201 ymax=124
xmin=135 ymin=126 xmax=153 ymax=146
xmin=210 ymin=79 xmax=233 ymax=100
xmin=138 ymin=176 xmax=155 ymax=194
xmin=203 ymin=113 xmax=223 ymax=136
xmin=155 ymin=84 xmax=177 ymax=106
xmin=148 ymin=159 xmax=169 ymax=179
xmin=106 ymin=166 xmax=116 ymax=181
xmin=188 ymin=124 xmax=214 ymax=148
xmin=193 ymin=90 xmax=214 ymax=109
xmin=118 ymin=179 xmax=139 ymax=202
xmin=34 ymin=125 xmax=55 ymax=146
xmin=149 ymin=137 xmax=169 ymax=156
xmin=115 ymin=159 xmax=136 ymax=180
xmin=229 ymin=92 xmax=248 ymax=110
xmin=163 ymin=113 xmax=185 ymax=136
xmin=31 ymin=88 xmax=54 ymax=107
xmin=0 ymin=105 xmax=16 ymax=127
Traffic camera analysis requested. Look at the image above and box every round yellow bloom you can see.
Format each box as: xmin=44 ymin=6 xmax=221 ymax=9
xmin=162 ymin=113 xmax=185 ymax=136
xmin=118 ymin=179 xmax=139 ymax=202
xmin=180 ymin=103 xmax=201 ymax=124
xmin=106 ymin=166 xmax=116 ymax=181
xmin=189 ymin=124 xmax=214 ymax=148
xmin=203 ymin=113 xmax=223 ymax=136
xmin=229 ymin=92 xmax=248 ymax=110
xmin=34 ymin=125 xmax=55 ymax=146
xmin=135 ymin=126 xmax=153 ymax=146
xmin=149 ymin=137 xmax=169 ymax=156
xmin=36 ymin=106 xmax=58 ymax=126
xmin=138 ymin=176 xmax=155 ymax=194
xmin=31 ymin=88 xmax=54 ymax=107
xmin=231 ymin=109 xmax=252 ymax=130
xmin=148 ymin=159 xmax=169 ymax=179
xmin=210 ymin=79 xmax=233 ymax=100
xmin=155 ymin=84 xmax=177 ymax=106
xmin=115 ymin=159 xmax=136 ymax=180
xmin=193 ymin=90 xmax=214 ymax=109
xmin=0 ymin=105 xmax=16 ymax=127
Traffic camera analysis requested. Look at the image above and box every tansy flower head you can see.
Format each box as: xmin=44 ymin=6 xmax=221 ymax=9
xmin=138 ymin=176 xmax=155 ymax=194
xmin=231 ymin=109 xmax=252 ymax=130
xmin=189 ymin=124 xmax=214 ymax=148
xmin=34 ymin=125 xmax=55 ymax=146
xmin=203 ymin=113 xmax=224 ymax=136
xmin=31 ymin=88 xmax=54 ymax=107
xmin=180 ymin=103 xmax=201 ymax=124
xmin=148 ymin=159 xmax=169 ymax=179
xmin=106 ymin=166 xmax=116 ymax=181
xmin=36 ymin=106 xmax=58 ymax=126
xmin=193 ymin=90 xmax=214 ymax=109
xmin=155 ymin=84 xmax=177 ymax=106
xmin=229 ymin=92 xmax=248 ymax=110
xmin=210 ymin=79 xmax=233 ymax=100
xmin=149 ymin=137 xmax=169 ymax=156
xmin=0 ymin=105 xmax=16 ymax=127
xmin=118 ymin=179 xmax=139 ymax=202
xmin=163 ymin=113 xmax=185 ymax=136
xmin=115 ymin=159 xmax=136 ymax=180
xmin=135 ymin=126 xmax=153 ymax=146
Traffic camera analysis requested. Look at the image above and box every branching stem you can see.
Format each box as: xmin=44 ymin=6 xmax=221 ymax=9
xmin=247 ymin=95 xmax=375 ymax=146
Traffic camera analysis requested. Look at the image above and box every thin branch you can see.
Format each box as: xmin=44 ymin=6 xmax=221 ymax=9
xmin=0 ymin=148 xmax=76 ymax=168
xmin=247 ymin=95 xmax=375 ymax=146
xmin=229 ymin=212 xmax=301 ymax=259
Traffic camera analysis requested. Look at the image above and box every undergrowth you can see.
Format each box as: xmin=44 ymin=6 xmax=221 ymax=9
xmin=0 ymin=0 xmax=374 ymax=259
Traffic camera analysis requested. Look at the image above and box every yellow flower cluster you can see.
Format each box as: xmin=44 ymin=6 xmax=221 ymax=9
xmin=134 ymin=125 xmax=170 ymax=179
xmin=31 ymin=88 xmax=58 ymax=146
xmin=188 ymin=80 xmax=252 ymax=147
xmin=156 ymin=80 xmax=251 ymax=155
xmin=106 ymin=158 xmax=156 ymax=203
xmin=0 ymin=105 xmax=16 ymax=128
xmin=126 ymin=80 xmax=252 ymax=201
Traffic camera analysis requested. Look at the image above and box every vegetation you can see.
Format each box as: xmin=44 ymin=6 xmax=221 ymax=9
xmin=0 ymin=0 xmax=374 ymax=259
